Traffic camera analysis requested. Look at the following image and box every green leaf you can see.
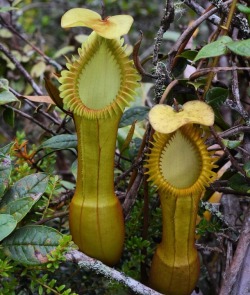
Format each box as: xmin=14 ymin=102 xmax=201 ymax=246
xmin=213 ymin=109 xmax=230 ymax=130
xmin=119 ymin=106 xmax=150 ymax=128
xmin=179 ymin=50 xmax=198 ymax=61
xmin=0 ymin=153 xmax=12 ymax=197
xmin=3 ymin=108 xmax=15 ymax=127
xmin=0 ymin=6 xmax=18 ymax=13
xmin=187 ymin=79 xmax=206 ymax=91
xmin=0 ymin=195 xmax=42 ymax=222
xmin=0 ymin=214 xmax=17 ymax=241
xmin=0 ymin=142 xmax=14 ymax=154
xmin=0 ymin=173 xmax=48 ymax=207
xmin=31 ymin=61 xmax=46 ymax=78
xmin=193 ymin=36 xmax=232 ymax=62
xmin=39 ymin=134 xmax=77 ymax=150
xmin=205 ymin=87 xmax=230 ymax=129
xmin=0 ymin=78 xmax=19 ymax=105
xmin=2 ymin=225 xmax=63 ymax=265
xmin=243 ymin=161 xmax=250 ymax=178
xmin=0 ymin=90 xmax=19 ymax=105
xmin=163 ymin=31 xmax=180 ymax=42
xmin=227 ymin=39 xmax=250 ymax=57
xmin=172 ymin=57 xmax=188 ymax=78
xmin=222 ymin=139 xmax=242 ymax=149
xmin=0 ymin=79 xmax=9 ymax=90
xmin=53 ymin=46 xmax=75 ymax=59
xmin=237 ymin=4 xmax=250 ymax=14
xmin=228 ymin=173 xmax=250 ymax=193
xmin=71 ymin=160 xmax=77 ymax=180
xmin=206 ymin=87 xmax=229 ymax=107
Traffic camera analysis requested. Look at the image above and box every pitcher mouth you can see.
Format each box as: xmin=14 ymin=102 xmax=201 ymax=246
xmin=145 ymin=124 xmax=217 ymax=197
xmin=59 ymin=32 xmax=140 ymax=119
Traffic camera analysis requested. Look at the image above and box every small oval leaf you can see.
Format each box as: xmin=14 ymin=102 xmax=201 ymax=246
xmin=0 ymin=214 xmax=17 ymax=241
xmin=193 ymin=36 xmax=232 ymax=62
xmin=0 ymin=153 xmax=12 ymax=197
xmin=0 ymin=173 xmax=48 ymax=207
xmin=2 ymin=225 xmax=63 ymax=265
xmin=228 ymin=173 xmax=250 ymax=193
xmin=205 ymin=87 xmax=229 ymax=107
xmin=221 ymin=139 xmax=242 ymax=149
xmin=227 ymin=39 xmax=250 ymax=57
xmin=243 ymin=161 xmax=250 ymax=178
xmin=0 ymin=142 xmax=14 ymax=154
xmin=119 ymin=106 xmax=149 ymax=128
xmin=0 ymin=195 xmax=42 ymax=222
xmin=0 ymin=90 xmax=19 ymax=105
xmin=39 ymin=134 xmax=77 ymax=150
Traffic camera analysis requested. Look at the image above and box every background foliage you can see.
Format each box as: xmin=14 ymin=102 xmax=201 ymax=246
xmin=0 ymin=0 xmax=250 ymax=294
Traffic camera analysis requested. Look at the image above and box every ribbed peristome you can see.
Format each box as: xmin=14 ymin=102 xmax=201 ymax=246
xmin=59 ymin=32 xmax=140 ymax=118
xmin=145 ymin=124 xmax=217 ymax=196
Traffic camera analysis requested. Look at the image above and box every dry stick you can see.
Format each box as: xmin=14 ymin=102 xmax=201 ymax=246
xmin=55 ymin=114 xmax=73 ymax=134
xmin=183 ymin=0 xmax=221 ymax=26
xmin=141 ymin=174 xmax=149 ymax=283
xmin=209 ymin=186 xmax=250 ymax=197
xmin=206 ymin=125 xmax=250 ymax=146
xmin=196 ymin=243 xmax=224 ymax=254
xmin=219 ymin=206 xmax=250 ymax=295
xmin=209 ymin=126 xmax=246 ymax=177
xmin=159 ymin=79 xmax=178 ymax=104
xmin=0 ymin=43 xmax=43 ymax=95
xmin=123 ymin=172 xmax=144 ymax=218
xmin=171 ymin=4 xmax=218 ymax=71
xmin=35 ymin=211 xmax=69 ymax=225
xmin=219 ymin=125 xmax=250 ymax=137
xmin=124 ymin=124 xmax=151 ymax=194
xmin=231 ymin=61 xmax=250 ymax=125
xmin=203 ymin=0 xmax=237 ymax=95
xmin=209 ymin=0 xmax=250 ymax=38
xmin=152 ymin=0 xmax=174 ymax=65
xmin=133 ymin=31 xmax=157 ymax=79
xmin=115 ymin=156 xmax=144 ymax=186
xmin=189 ymin=66 xmax=250 ymax=81
xmin=168 ymin=5 xmax=220 ymax=62
xmin=65 ymin=250 xmax=163 ymax=295
xmin=4 ymin=104 xmax=56 ymax=135
xmin=0 ymin=16 xmax=62 ymax=71
xmin=10 ymin=84 xmax=73 ymax=135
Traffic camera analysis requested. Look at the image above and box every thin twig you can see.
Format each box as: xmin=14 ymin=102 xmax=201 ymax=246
xmin=168 ymin=6 xmax=219 ymax=61
xmin=189 ymin=66 xmax=250 ymax=81
xmin=35 ymin=211 xmax=69 ymax=225
xmin=4 ymin=104 xmax=56 ymax=135
xmin=209 ymin=126 xmax=246 ymax=177
xmin=115 ymin=156 xmax=144 ymax=186
xmin=219 ymin=206 xmax=250 ymax=295
xmin=231 ymin=61 xmax=250 ymax=125
xmin=0 ymin=16 xmax=62 ymax=71
xmin=123 ymin=172 xmax=144 ymax=218
xmin=159 ymin=79 xmax=178 ymax=104
xmin=209 ymin=0 xmax=250 ymax=38
xmin=196 ymin=243 xmax=224 ymax=254
xmin=0 ymin=43 xmax=43 ymax=95
xmin=183 ymin=0 xmax=221 ymax=26
xmin=133 ymin=31 xmax=157 ymax=79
